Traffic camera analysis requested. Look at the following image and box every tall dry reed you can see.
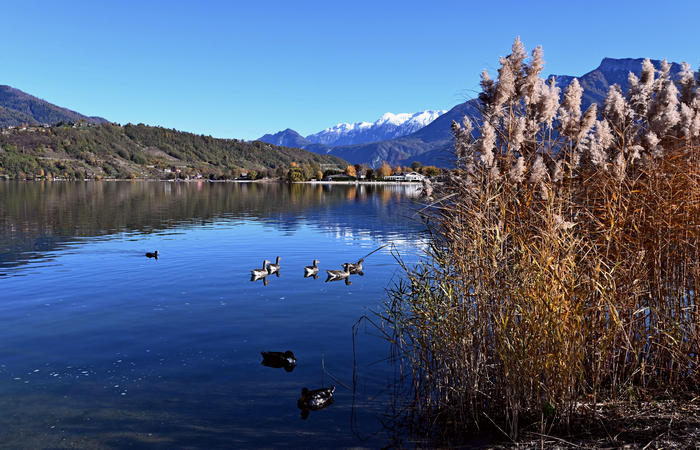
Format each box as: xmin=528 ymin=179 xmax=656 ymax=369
xmin=384 ymin=39 xmax=699 ymax=440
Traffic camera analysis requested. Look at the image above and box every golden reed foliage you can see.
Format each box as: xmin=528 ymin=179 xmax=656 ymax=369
xmin=384 ymin=39 xmax=699 ymax=440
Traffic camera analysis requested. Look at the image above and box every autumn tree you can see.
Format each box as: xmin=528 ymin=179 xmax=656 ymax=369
xmin=345 ymin=165 xmax=357 ymax=177
xmin=377 ymin=162 xmax=392 ymax=178
xmin=287 ymin=166 xmax=304 ymax=182
xmin=422 ymin=165 xmax=440 ymax=177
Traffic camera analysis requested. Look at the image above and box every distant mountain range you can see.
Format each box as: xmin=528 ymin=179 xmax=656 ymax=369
xmin=0 ymin=85 xmax=108 ymax=127
xmin=259 ymin=58 xmax=687 ymax=167
xmin=305 ymin=111 xmax=446 ymax=146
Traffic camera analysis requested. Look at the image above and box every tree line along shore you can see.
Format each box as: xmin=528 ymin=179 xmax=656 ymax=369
xmin=0 ymin=122 xmax=446 ymax=183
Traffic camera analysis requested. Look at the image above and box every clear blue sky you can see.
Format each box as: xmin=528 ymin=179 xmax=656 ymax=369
xmin=2 ymin=1 xmax=698 ymax=140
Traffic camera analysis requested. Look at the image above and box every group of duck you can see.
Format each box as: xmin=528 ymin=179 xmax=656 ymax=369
xmin=145 ymin=251 xmax=365 ymax=285
xmin=250 ymin=256 xmax=364 ymax=285
xmin=260 ymin=350 xmax=335 ymax=419
xmin=253 ymin=257 xmax=367 ymax=416
xmin=145 ymin=248 xmax=374 ymax=418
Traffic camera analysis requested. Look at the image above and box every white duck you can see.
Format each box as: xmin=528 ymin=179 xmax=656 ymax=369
xmin=326 ymin=263 xmax=351 ymax=281
xmin=251 ymin=260 xmax=270 ymax=279
xmin=304 ymin=259 xmax=319 ymax=277
xmin=267 ymin=256 xmax=281 ymax=274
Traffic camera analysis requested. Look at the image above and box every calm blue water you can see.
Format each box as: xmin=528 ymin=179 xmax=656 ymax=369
xmin=0 ymin=181 xmax=425 ymax=447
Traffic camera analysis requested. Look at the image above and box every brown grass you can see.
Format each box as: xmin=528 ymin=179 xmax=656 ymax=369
xmin=382 ymin=41 xmax=699 ymax=442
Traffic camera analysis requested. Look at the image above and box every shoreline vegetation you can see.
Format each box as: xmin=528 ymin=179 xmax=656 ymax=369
xmin=382 ymin=39 xmax=699 ymax=447
xmin=0 ymin=122 xmax=347 ymax=181
xmin=0 ymin=122 xmax=444 ymax=183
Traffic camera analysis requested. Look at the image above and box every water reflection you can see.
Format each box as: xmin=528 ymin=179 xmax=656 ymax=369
xmin=0 ymin=180 xmax=425 ymax=447
xmin=0 ymin=181 xmax=421 ymax=271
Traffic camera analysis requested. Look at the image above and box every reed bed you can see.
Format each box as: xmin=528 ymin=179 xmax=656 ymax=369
xmin=383 ymin=39 xmax=699 ymax=441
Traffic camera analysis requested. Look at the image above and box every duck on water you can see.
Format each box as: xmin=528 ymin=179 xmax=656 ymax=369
xmin=325 ymin=263 xmax=350 ymax=281
xmin=344 ymin=258 xmax=363 ymax=274
xmin=251 ymin=260 xmax=270 ymax=280
xmin=267 ymin=256 xmax=281 ymax=274
xmin=298 ymin=386 xmax=335 ymax=419
xmin=261 ymin=350 xmax=296 ymax=372
xmin=304 ymin=260 xmax=319 ymax=278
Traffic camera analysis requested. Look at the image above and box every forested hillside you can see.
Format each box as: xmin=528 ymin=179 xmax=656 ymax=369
xmin=0 ymin=123 xmax=346 ymax=180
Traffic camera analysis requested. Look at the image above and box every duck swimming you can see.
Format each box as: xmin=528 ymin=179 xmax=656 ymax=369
xmin=304 ymin=260 xmax=319 ymax=278
xmin=345 ymin=258 xmax=363 ymax=274
xmin=251 ymin=260 xmax=270 ymax=279
xmin=298 ymin=386 xmax=335 ymax=418
xmin=267 ymin=256 xmax=281 ymax=274
xmin=325 ymin=263 xmax=350 ymax=281
xmin=261 ymin=350 xmax=296 ymax=372
xmin=146 ymin=251 xmax=158 ymax=259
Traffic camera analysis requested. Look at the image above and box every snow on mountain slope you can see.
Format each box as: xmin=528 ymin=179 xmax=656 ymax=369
xmin=305 ymin=110 xmax=446 ymax=146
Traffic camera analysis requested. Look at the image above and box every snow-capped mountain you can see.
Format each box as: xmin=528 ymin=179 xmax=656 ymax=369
xmin=305 ymin=110 xmax=446 ymax=146
xmin=258 ymin=58 xmax=690 ymax=168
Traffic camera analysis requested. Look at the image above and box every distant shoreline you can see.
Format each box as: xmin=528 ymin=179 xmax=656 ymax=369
xmin=294 ymin=180 xmax=423 ymax=185
xmin=0 ymin=178 xmax=424 ymax=185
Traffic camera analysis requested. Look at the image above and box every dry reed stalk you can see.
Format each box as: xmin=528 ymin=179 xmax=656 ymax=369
xmin=383 ymin=40 xmax=700 ymax=442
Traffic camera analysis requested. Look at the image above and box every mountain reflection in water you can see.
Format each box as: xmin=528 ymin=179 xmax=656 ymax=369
xmin=0 ymin=181 xmax=421 ymax=270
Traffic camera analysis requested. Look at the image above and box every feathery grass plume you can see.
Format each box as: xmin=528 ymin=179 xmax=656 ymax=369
xmin=651 ymin=77 xmax=681 ymax=135
xmin=509 ymin=156 xmax=526 ymax=183
xmin=579 ymin=103 xmax=597 ymax=140
xmin=479 ymin=121 xmax=496 ymax=167
xmin=646 ymin=130 xmax=664 ymax=158
xmin=494 ymin=58 xmax=516 ymax=114
xmin=523 ymin=46 xmax=544 ymax=106
xmin=479 ymin=69 xmax=496 ymax=105
xmin=529 ymin=154 xmax=547 ymax=182
xmin=603 ymin=84 xmax=629 ymax=127
xmin=678 ymin=62 xmax=697 ymax=105
xmin=612 ymin=150 xmax=626 ymax=181
xmin=680 ymin=103 xmax=699 ymax=139
xmin=383 ymin=37 xmax=699 ymax=443
xmin=560 ymin=78 xmax=583 ymax=138
xmin=451 ymin=120 xmax=471 ymax=160
xmin=629 ymin=144 xmax=643 ymax=163
xmin=511 ymin=116 xmax=526 ymax=152
xmin=627 ymin=58 xmax=655 ymax=115
xmin=539 ymin=78 xmax=561 ymax=128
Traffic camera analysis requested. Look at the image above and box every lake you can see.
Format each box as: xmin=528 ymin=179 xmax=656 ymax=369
xmin=0 ymin=181 xmax=426 ymax=448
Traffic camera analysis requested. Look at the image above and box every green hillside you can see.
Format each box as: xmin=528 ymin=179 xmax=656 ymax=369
xmin=0 ymin=122 xmax=347 ymax=180
xmin=0 ymin=85 xmax=108 ymax=128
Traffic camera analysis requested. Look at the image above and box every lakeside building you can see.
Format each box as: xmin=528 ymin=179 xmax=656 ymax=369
xmin=384 ymin=171 xmax=425 ymax=182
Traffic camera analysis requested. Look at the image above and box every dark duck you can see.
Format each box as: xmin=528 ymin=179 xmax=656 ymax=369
xmin=297 ymin=386 xmax=335 ymax=419
xmin=260 ymin=350 xmax=296 ymax=372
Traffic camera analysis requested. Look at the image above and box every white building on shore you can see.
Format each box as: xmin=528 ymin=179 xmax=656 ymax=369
xmin=384 ymin=171 xmax=425 ymax=182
